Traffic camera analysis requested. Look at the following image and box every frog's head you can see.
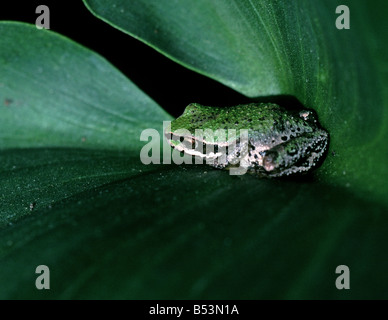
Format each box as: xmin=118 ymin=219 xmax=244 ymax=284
xmin=165 ymin=103 xmax=230 ymax=157
xmin=182 ymin=103 xmax=203 ymax=115
xmin=164 ymin=103 xmax=217 ymax=156
xmin=165 ymin=103 xmax=219 ymax=142
xmin=170 ymin=103 xmax=219 ymax=132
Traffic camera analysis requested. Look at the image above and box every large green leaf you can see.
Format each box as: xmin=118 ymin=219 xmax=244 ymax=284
xmin=2 ymin=159 xmax=387 ymax=299
xmin=84 ymin=0 xmax=388 ymax=208
xmin=1 ymin=0 xmax=388 ymax=300
xmin=0 ymin=22 xmax=170 ymax=150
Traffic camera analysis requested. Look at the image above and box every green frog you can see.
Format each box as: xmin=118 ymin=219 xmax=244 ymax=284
xmin=165 ymin=103 xmax=329 ymax=177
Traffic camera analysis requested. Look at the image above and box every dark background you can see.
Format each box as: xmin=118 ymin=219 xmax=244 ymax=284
xmin=1 ymin=0 xmax=251 ymax=117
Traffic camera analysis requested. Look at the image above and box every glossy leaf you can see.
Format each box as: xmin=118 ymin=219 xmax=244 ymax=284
xmin=0 ymin=22 xmax=170 ymax=151
xmin=1 ymin=0 xmax=388 ymax=300
xmin=2 ymin=156 xmax=387 ymax=299
xmin=84 ymin=0 xmax=388 ymax=207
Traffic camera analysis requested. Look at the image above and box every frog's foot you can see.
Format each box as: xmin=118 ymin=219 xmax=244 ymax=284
xmin=266 ymin=151 xmax=322 ymax=177
xmin=225 ymin=140 xmax=249 ymax=164
xmin=211 ymin=158 xmax=229 ymax=169
xmin=261 ymin=130 xmax=329 ymax=177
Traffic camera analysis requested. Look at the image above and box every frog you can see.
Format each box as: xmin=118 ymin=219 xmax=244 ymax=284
xmin=164 ymin=102 xmax=329 ymax=177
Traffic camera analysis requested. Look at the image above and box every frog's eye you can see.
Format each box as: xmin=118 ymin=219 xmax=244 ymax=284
xmin=179 ymin=137 xmax=200 ymax=151
xmin=184 ymin=103 xmax=200 ymax=114
xmin=181 ymin=137 xmax=192 ymax=148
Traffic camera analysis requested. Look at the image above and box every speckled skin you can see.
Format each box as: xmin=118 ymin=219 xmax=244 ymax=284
xmin=165 ymin=103 xmax=329 ymax=177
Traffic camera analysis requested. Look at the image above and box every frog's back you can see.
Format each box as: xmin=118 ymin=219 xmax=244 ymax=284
xmin=172 ymin=103 xmax=280 ymax=131
xmin=171 ymin=103 xmax=314 ymax=143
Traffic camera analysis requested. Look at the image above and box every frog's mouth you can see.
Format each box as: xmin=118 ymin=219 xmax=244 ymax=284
xmin=166 ymin=132 xmax=227 ymax=159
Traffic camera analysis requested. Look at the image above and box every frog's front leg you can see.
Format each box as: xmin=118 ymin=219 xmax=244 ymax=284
xmin=259 ymin=130 xmax=329 ymax=177
xmin=210 ymin=139 xmax=250 ymax=172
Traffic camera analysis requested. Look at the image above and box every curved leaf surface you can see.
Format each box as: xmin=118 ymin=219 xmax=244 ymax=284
xmin=0 ymin=18 xmax=387 ymax=299
xmin=84 ymin=0 xmax=388 ymax=207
